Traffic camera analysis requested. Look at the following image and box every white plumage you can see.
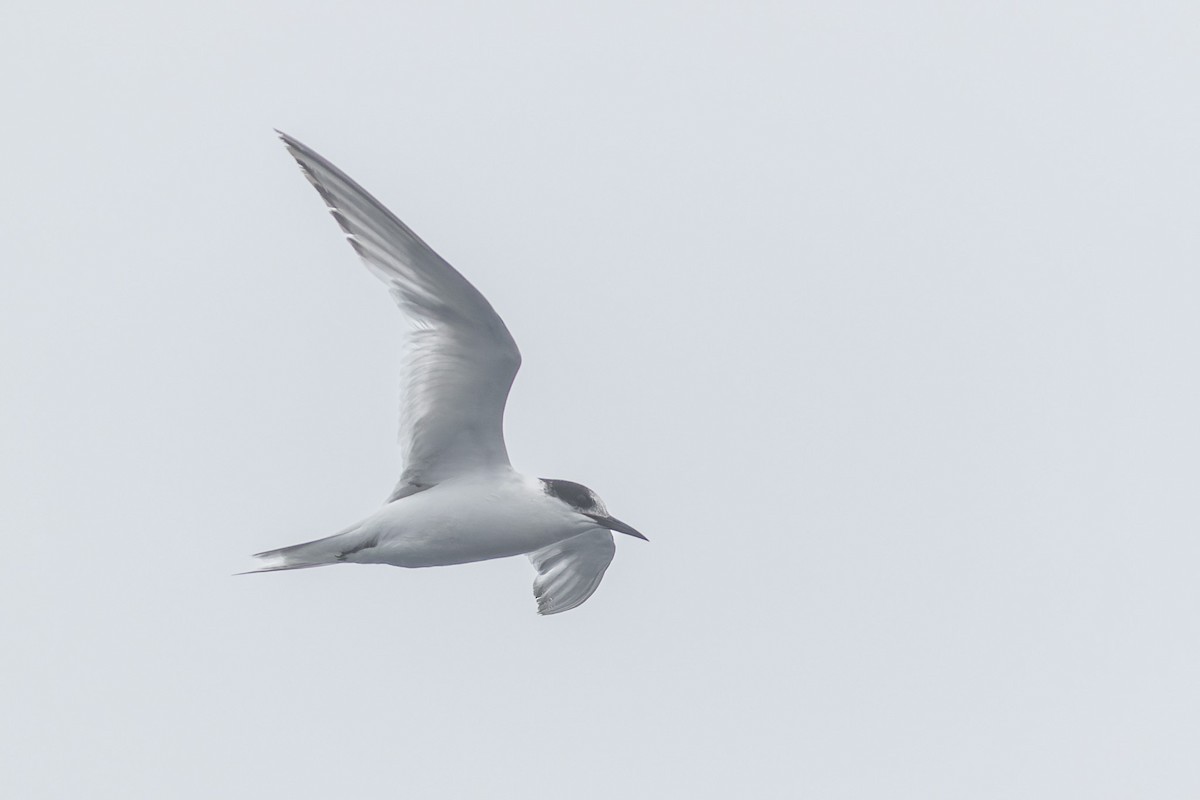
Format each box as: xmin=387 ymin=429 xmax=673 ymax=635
xmin=248 ymin=132 xmax=646 ymax=615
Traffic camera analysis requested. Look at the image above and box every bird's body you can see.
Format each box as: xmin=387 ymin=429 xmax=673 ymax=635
xmin=248 ymin=132 xmax=646 ymax=614
xmin=354 ymin=470 xmax=591 ymax=568
xmin=261 ymin=469 xmax=597 ymax=569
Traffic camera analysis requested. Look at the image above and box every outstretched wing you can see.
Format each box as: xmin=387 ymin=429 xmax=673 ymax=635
xmin=528 ymin=530 xmax=616 ymax=615
xmin=278 ymin=132 xmax=521 ymax=497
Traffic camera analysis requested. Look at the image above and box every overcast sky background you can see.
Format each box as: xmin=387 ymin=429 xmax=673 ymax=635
xmin=2 ymin=2 xmax=1198 ymax=797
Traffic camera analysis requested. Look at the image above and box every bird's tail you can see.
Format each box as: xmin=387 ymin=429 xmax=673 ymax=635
xmin=240 ymin=524 xmax=375 ymax=574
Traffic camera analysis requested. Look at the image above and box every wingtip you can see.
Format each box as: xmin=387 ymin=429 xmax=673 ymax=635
xmin=274 ymin=129 xmax=308 ymax=161
xmin=534 ymin=594 xmax=579 ymax=616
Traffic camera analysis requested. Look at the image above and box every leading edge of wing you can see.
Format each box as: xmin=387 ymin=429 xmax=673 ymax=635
xmin=274 ymin=129 xmax=521 ymax=355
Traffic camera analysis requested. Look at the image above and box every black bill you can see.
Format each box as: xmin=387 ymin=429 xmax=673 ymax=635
xmin=585 ymin=513 xmax=649 ymax=541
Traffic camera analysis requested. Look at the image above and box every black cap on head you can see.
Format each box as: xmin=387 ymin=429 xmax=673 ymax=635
xmin=539 ymin=478 xmax=599 ymax=512
xmin=539 ymin=478 xmax=648 ymax=541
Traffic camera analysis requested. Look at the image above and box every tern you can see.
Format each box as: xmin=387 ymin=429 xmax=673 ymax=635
xmin=246 ymin=132 xmax=647 ymax=614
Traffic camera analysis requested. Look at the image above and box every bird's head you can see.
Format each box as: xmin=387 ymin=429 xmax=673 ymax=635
xmin=539 ymin=478 xmax=648 ymax=541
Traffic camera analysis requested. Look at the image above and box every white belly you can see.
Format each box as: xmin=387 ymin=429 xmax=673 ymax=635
xmin=345 ymin=470 xmax=589 ymax=568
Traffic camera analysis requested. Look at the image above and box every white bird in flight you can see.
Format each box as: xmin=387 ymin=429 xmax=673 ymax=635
xmin=246 ymin=132 xmax=647 ymax=614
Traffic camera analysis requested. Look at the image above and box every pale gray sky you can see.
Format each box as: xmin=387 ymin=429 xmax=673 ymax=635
xmin=3 ymin=2 xmax=1199 ymax=797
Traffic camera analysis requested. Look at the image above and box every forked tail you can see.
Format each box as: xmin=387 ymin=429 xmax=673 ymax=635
xmin=240 ymin=524 xmax=375 ymax=574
